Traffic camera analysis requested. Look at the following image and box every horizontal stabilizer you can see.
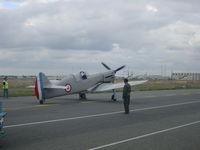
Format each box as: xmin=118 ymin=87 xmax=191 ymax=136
xmin=26 ymin=85 xmax=35 ymax=88
xmin=45 ymin=85 xmax=67 ymax=89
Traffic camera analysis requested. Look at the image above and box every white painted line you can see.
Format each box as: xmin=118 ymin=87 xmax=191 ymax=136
xmin=4 ymin=100 xmax=200 ymax=129
xmin=88 ymin=120 xmax=200 ymax=150
xmin=132 ymin=100 xmax=200 ymax=112
xmin=4 ymin=111 xmax=124 ymax=128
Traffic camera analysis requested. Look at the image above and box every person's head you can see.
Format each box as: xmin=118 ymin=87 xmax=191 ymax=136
xmin=4 ymin=76 xmax=7 ymax=80
xmin=124 ymin=78 xmax=128 ymax=83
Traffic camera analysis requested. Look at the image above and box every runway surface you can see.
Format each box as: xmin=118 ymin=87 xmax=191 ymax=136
xmin=0 ymin=89 xmax=200 ymax=150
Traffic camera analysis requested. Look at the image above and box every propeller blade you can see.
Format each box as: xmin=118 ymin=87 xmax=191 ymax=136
xmin=101 ymin=62 xmax=111 ymax=70
xmin=114 ymin=65 xmax=125 ymax=73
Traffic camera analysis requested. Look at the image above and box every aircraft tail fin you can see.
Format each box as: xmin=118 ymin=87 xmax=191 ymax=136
xmin=35 ymin=72 xmax=51 ymax=100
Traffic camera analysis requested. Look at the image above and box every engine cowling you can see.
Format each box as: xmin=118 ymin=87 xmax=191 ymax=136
xmin=103 ymin=71 xmax=115 ymax=83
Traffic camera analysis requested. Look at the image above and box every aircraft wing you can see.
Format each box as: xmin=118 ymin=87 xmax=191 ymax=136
xmin=88 ymin=80 xmax=148 ymax=92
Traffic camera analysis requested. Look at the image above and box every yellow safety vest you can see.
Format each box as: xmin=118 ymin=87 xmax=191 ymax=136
xmin=2 ymin=80 xmax=8 ymax=89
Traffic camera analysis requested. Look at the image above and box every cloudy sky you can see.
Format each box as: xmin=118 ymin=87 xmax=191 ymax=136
xmin=0 ymin=0 xmax=200 ymax=76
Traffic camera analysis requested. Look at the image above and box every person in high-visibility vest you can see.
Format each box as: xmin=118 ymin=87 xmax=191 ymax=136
xmin=2 ymin=77 xmax=8 ymax=98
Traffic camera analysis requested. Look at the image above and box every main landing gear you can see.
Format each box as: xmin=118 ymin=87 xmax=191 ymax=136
xmin=111 ymin=89 xmax=117 ymax=101
xmin=79 ymin=90 xmax=117 ymax=101
xmin=40 ymin=99 xmax=45 ymax=104
xmin=79 ymin=93 xmax=87 ymax=100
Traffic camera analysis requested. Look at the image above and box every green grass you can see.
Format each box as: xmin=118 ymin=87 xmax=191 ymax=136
xmin=0 ymin=78 xmax=35 ymax=97
xmin=133 ymin=80 xmax=200 ymax=91
xmin=0 ymin=87 xmax=35 ymax=97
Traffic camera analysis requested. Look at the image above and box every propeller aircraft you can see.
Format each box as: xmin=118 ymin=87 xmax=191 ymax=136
xmin=34 ymin=62 xmax=147 ymax=104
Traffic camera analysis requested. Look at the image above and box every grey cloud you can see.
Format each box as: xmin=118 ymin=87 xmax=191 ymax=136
xmin=0 ymin=0 xmax=174 ymax=51
xmin=0 ymin=0 xmax=200 ymax=75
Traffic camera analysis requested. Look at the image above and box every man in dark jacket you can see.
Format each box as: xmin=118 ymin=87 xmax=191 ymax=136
xmin=122 ymin=78 xmax=131 ymax=114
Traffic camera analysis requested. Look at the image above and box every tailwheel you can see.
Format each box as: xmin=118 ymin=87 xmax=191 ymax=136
xmin=40 ymin=100 xmax=44 ymax=104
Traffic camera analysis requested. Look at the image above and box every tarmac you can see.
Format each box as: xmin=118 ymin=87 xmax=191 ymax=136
xmin=0 ymin=89 xmax=200 ymax=150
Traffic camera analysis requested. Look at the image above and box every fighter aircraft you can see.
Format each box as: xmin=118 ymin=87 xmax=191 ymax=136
xmin=34 ymin=62 xmax=147 ymax=104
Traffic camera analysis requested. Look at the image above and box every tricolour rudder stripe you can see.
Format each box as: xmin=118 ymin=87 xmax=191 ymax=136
xmin=34 ymin=77 xmax=39 ymax=100
xmin=39 ymin=72 xmax=45 ymax=100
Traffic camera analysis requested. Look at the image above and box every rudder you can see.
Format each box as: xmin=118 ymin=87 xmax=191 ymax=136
xmin=35 ymin=72 xmax=50 ymax=101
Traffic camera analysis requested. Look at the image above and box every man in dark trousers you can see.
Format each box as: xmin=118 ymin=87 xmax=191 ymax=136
xmin=122 ymin=78 xmax=131 ymax=114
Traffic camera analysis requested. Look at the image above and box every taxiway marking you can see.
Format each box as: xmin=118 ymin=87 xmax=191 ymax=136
xmin=182 ymin=93 xmax=190 ymax=95
xmin=81 ymin=101 xmax=96 ymax=104
xmin=4 ymin=104 xmax=59 ymax=111
xmin=165 ymin=94 xmax=176 ymax=96
xmin=144 ymin=95 xmax=156 ymax=98
xmin=89 ymin=120 xmax=200 ymax=150
xmin=4 ymin=100 xmax=200 ymax=128
xmin=32 ymin=104 xmax=59 ymax=107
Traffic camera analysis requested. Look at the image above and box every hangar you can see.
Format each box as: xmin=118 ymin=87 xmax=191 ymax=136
xmin=171 ymin=72 xmax=200 ymax=80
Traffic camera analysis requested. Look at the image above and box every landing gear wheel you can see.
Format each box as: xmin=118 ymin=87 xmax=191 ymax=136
xmin=40 ymin=100 xmax=44 ymax=104
xmin=111 ymin=89 xmax=117 ymax=101
xmin=111 ymin=95 xmax=117 ymax=101
xmin=79 ymin=93 xmax=87 ymax=100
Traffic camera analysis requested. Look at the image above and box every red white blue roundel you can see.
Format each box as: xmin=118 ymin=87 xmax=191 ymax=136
xmin=65 ymin=83 xmax=72 ymax=93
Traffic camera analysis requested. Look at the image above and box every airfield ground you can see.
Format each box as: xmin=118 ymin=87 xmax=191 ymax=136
xmin=0 ymin=89 xmax=200 ymax=150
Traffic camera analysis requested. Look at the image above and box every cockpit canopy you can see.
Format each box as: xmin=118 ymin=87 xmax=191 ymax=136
xmin=80 ymin=71 xmax=87 ymax=80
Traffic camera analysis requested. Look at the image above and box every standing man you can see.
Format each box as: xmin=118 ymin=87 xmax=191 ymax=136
xmin=122 ymin=78 xmax=131 ymax=114
xmin=2 ymin=77 xmax=8 ymax=98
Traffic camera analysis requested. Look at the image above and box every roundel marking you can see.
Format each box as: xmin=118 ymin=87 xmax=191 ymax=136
xmin=65 ymin=83 xmax=72 ymax=93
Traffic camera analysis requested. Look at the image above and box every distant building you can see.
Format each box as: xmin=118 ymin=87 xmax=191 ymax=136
xmin=133 ymin=74 xmax=170 ymax=80
xmin=0 ymin=75 xmax=35 ymax=79
xmin=171 ymin=73 xmax=200 ymax=80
